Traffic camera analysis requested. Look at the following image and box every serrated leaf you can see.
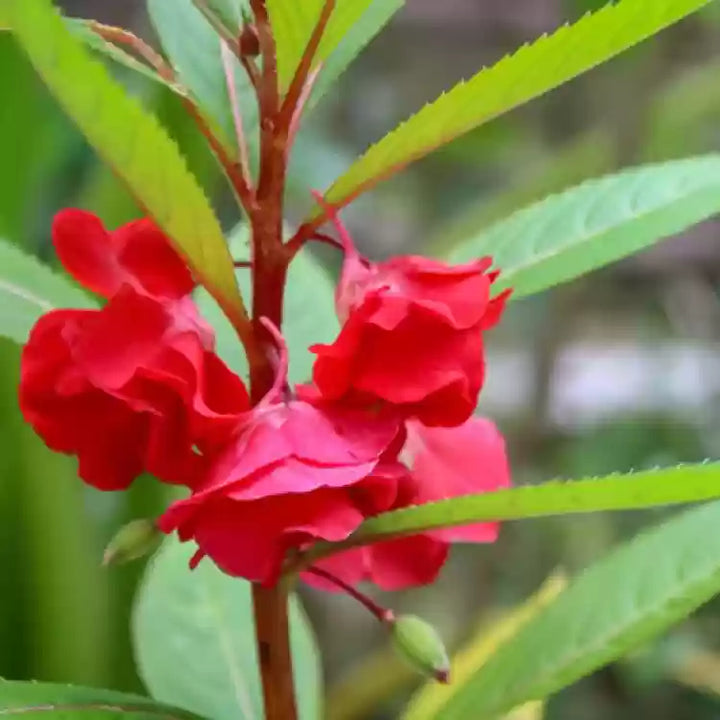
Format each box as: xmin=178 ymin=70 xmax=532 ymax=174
xmin=308 ymin=0 xmax=403 ymax=111
xmin=0 ymin=240 xmax=96 ymax=344
xmin=448 ymin=154 xmax=720 ymax=298
xmin=1 ymin=18 xmax=181 ymax=91
xmin=132 ymin=538 xmax=322 ymax=720
xmin=148 ymin=0 xmax=258 ymax=160
xmin=303 ymin=464 xmax=720 ymax=562
xmin=268 ymin=0 xmax=400 ymax=92
xmin=403 ymin=573 xmax=565 ymax=720
xmin=8 ymin=0 xmax=248 ymax=326
xmin=0 ymin=680 xmax=203 ymax=720
xmin=431 ymin=499 xmax=720 ymax=718
xmin=316 ymin=0 xmax=713 ymax=216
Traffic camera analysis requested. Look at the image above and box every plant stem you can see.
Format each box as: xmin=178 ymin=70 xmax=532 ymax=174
xmin=306 ymin=566 xmax=394 ymax=623
xmin=246 ymin=3 xmax=297 ymax=718
xmin=251 ymin=584 xmax=297 ymax=720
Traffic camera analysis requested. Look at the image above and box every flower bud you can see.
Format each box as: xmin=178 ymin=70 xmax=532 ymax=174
xmin=390 ymin=614 xmax=451 ymax=683
xmin=239 ymin=24 xmax=260 ymax=57
xmin=102 ymin=519 xmax=161 ymax=567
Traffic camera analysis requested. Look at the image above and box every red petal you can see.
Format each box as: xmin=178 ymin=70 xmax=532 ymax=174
xmin=73 ymin=287 xmax=171 ymax=388
xmin=404 ymin=417 xmax=511 ymax=543
xmin=368 ymin=535 xmax=448 ymax=590
xmin=115 ymin=219 xmax=195 ymax=299
xmin=164 ymin=489 xmax=364 ymax=585
xmin=53 ymin=209 xmax=124 ymax=298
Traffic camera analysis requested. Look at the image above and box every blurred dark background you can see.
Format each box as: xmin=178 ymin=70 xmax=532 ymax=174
xmin=0 ymin=1 xmax=719 ymax=718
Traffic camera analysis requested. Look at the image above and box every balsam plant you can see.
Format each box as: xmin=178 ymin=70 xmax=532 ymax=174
xmin=1 ymin=1 xmax=720 ymax=719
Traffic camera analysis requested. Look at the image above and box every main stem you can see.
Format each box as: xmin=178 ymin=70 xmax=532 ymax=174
xmin=246 ymin=2 xmax=295 ymax=714
xmin=248 ymin=193 xmax=295 ymax=720
xmin=243 ymin=0 xmax=338 ymax=712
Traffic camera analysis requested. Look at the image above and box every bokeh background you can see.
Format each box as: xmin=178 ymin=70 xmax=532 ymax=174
xmin=1 ymin=1 xmax=720 ymax=718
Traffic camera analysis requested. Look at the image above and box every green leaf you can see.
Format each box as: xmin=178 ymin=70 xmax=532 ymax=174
xmin=316 ymin=0 xmax=713 ymax=216
xmin=303 ymin=464 xmax=720 ymax=561
xmin=308 ymin=0 xmax=404 ymax=110
xmin=148 ymin=0 xmax=258 ymax=160
xmin=0 ymin=680 xmax=203 ymax=720
xmin=65 ymin=19 xmax=185 ymax=94
xmin=1 ymin=18 xmax=181 ymax=91
xmin=0 ymin=240 xmax=96 ymax=344
xmin=431 ymin=498 xmax=720 ymax=718
xmin=8 ymin=0 xmax=247 ymax=326
xmin=132 ymin=538 xmax=323 ymax=720
xmin=268 ymin=0 xmax=401 ymax=92
xmin=448 ymin=155 xmax=720 ymax=298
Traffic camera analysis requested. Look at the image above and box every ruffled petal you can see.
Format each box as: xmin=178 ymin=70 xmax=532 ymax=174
xmin=114 ymin=219 xmax=195 ymax=299
xmin=52 ymin=209 xmax=124 ymax=298
xmin=404 ymin=417 xmax=510 ymax=543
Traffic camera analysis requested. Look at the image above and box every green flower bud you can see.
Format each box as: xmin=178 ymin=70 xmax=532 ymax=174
xmin=102 ymin=519 xmax=160 ymax=567
xmin=390 ymin=614 xmax=451 ymax=684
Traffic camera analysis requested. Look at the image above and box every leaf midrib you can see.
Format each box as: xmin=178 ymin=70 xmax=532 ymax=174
xmin=0 ymin=704 xmax=186 ymax=720
xmin=0 ymin=279 xmax=55 ymax=312
xmin=198 ymin=574 xmax=256 ymax=720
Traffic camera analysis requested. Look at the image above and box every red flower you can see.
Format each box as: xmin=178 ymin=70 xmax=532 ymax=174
xmin=19 ymin=211 xmax=249 ymax=491
xmin=52 ymin=208 xmax=195 ymax=301
xmin=310 ymin=209 xmax=509 ymax=426
xmin=305 ymin=416 xmax=510 ymax=590
xmin=158 ymin=401 xmax=403 ymax=585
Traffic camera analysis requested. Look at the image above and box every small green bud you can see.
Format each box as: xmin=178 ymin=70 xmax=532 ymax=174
xmin=390 ymin=614 xmax=451 ymax=684
xmin=102 ymin=519 xmax=161 ymax=567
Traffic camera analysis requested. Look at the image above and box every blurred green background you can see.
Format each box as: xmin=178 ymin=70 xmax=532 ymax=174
xmin=1 ymin=1 xmax=719 ymax=718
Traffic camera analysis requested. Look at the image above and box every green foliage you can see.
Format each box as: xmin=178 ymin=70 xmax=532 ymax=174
xmin=403 ymin=574 xmax=566 ymax=719
xmin=7 ymin=0 xmax=247 ymax=325
xmin=322 ymin=463 xmax=720 ymax=550
xmin=0 ymin=239 xmax=96 ymax=344
xmin=281 ymin=246 xmax=338 ymax=383
xmin=147 ymin=0 xmax=257 ymax=160
xmin=448 ymin=155 xmax=720 ymax=298
xmin=1 ymin=20 xmax=180 ymax=91
xmin=268 ymin=0 xmax=404 ymax=92
xmin=431 ymin=499 xmax=720 ymax=718
xmin=65 ymin=20 xmax=184 ymax=93
xmin=317 ymin=0 xmax=713 ymax=216
xmin=307 ymin=0 xmax=404 ymax=110
xmin=132 ymin=538 xmax=323 ymax=720
xmin=0 ymin=680 xmax=203 ymax=720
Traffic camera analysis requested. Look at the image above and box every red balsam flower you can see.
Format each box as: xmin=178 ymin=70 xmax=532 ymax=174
xmin=158 ymin=399 xmax=404 ymax=585
xmin=305 ymin=415 xmax=510 ymax=590
xmin=19 ymin=210 xmax=249 ymax=490
xmin=20 ymin=205 xmax=512 ymax=592
xmin=311 ymin=208 xmax=510 ymax=426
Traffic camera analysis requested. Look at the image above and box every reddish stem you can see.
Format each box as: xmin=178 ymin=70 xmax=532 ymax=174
xmin=310 ymin=231 xmax=344 ymax=252
xmin=87 ymin=21 xmax=174 ymax=82
xmin=286 ymin=65 xmax=322 ymax=160
xmin=306 ymin=566 xmax=395 ymax=624
xmin=241 ymin=55 xmax=262 ymax=92
xmin=245 ymin=4 xmax=297 ymax=720
xmin=251 ymin=584 xmax=297 ymax=720
xmin=278 ymin=0 xmax=335 ymax=130
xmin=285 ymin=215 xmax=328 ymax=257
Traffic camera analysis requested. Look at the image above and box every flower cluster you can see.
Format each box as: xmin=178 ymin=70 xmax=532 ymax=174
xmin=20 ymin=207 xmax=511 ymax=590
